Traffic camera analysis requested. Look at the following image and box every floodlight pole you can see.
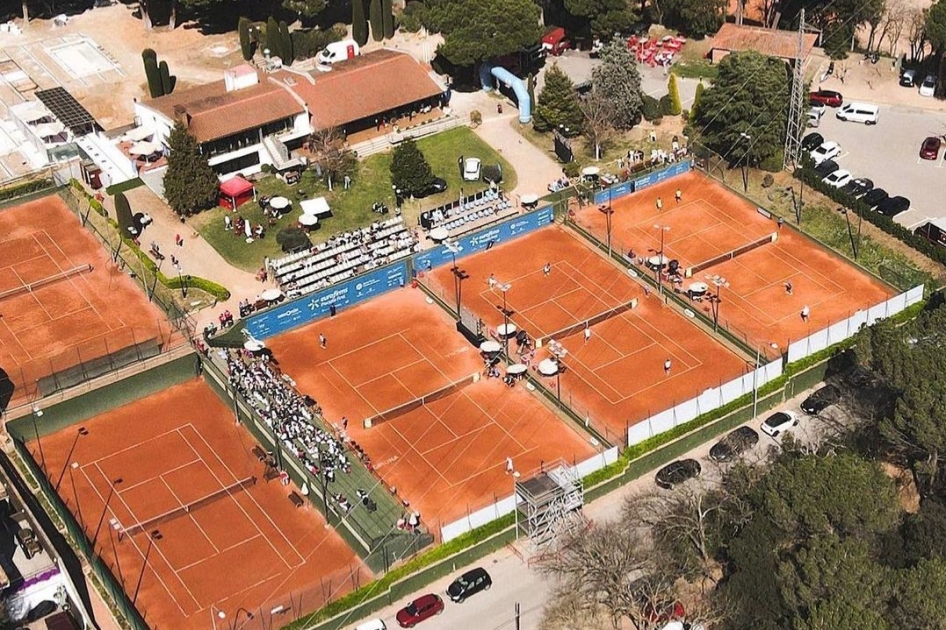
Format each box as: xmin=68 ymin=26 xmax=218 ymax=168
xmin=496 ymin=282 xmax=513 ymax=365
xmin=132 ymin=530 xmax=163 ymax=605
xmin=599 ymin=202 xmax=614 ymax=259
xmin=654 ymin=225 xmax=670 ymax=295
xmin=840 ymin=207 xmax=860 ymax=259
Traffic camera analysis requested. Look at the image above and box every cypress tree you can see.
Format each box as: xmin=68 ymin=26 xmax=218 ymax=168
xmin=382 ymin=0 xmax=394 ymax=39
xmin=266 ymin=16 xmax=280 ymax=58
xmin=279 ymin=21 xmax=293 ymax=64
xmin=369 ymin=0 xmax=383 ymax=42
xmin=691 ymin=82 xmax=705 ymax=119
xmin=238 ymin=17 xmax=254 ymax=61
xmin=668 ymin=73 xmax=682 ymax=116
xmin=142 ymin=49 xmax=162 ymax=98
xmin=159 ymin=60 xmax=173 ymax=96
xmin=352 ymin=0 xmax=368 ymax=47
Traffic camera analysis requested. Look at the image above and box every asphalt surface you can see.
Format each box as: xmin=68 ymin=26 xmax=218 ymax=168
xmin=807 ymin=100 xmax=946 ymax=230
xmin=343 ymin=381 xmax=851 ymax=630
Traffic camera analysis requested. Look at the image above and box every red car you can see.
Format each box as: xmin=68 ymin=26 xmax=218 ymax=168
xmin=920 ymin=136 xmax=942 ymax=160
xmin=396 ymin=594 xmax=444 ymax=627
xmin=809 ymin=90 xmax=844 ymax=107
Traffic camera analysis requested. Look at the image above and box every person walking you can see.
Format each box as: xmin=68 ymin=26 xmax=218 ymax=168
xmin=656 ymin=196 xmax=663 ymax=212
xmin=505 ymin=457 xmax=514 ymax=474
xmin=801 ymin=305 xmax=810 ymax=322
xmin=785 ymin=281 xmax=793 ymax=295
xmin=664 ymin=358 xmax=672 ymax=375
xmin=543 ymin=262 xmax=552 ymax=276
xmin=777 ymin=217 xmax=784 ymax=230
xmin=675 ymin=188 xmax=682 ymax=203
xmin=584 ymin=326 xmax=592 ymax=343
xmin=319 ymin=333 xmax=327 ymax=349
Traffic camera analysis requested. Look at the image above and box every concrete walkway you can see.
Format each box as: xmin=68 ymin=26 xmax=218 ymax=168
xmin=473 ymin=109 xmax=563 ymax=200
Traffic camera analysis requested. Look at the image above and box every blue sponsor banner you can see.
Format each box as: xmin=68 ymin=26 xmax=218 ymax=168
xmin=412 ymin=205 xmax=556 ymax=272
xmin=591 ymin=159 xmax=692 ymax=205
xmin=593 ymin=181 xmax=633 ymax=205
xmin=246 ymin=261 xmax=409 ymax=339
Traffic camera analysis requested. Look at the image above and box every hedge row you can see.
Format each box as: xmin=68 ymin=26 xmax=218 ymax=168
xmin=795 ymin=165 xmax=946 ymax=269
xmin=104 ymin=178 xmax=144 ymax=196
xmin=0 ymin=177 xmax=54 ymax=202
xmin=69 ymin=180 xmax=231 ymax=301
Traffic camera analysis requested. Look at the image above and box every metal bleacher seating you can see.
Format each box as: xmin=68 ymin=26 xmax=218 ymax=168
xmin=420 ymin=189 xmax=513 ymax=236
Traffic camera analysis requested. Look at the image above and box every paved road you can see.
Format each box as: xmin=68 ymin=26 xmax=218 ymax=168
xmin=342 ymin=382 xmax=846 ymax=630
xmin=808 ymin=103 xmax=946 ymax=229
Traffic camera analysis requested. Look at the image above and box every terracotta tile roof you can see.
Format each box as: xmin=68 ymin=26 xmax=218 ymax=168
xmin=280 ymin=50 xmax=445 ymax=131
xmin=711 ymin=24 xmax=818 ymax=60
xmin=144 ymin=76 xmax=304 ymax=143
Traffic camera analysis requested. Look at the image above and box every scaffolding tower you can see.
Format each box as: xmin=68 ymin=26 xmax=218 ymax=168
xmin=515 ymin=459 xmax=584 ymax=548
xmin=784 ymin=8 xmax=807 ymax=170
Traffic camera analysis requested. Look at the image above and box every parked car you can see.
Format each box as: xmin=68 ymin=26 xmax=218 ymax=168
xmin=761 ymin=411 xmax=798 ymax=437
xmin=709 ymin=426 xmax=760 ymax=462
xmin=840 ymin=177 xmax=873 ymax=197
xmin=862 ymin=187 xmax=889 ymax=208
xmin=355 ymin=621 xmax=387 ymax=630
xmin=920 ymin=74 xmax=937 ymax=97
xmin=801 ymin=384 xmax=842 ymax=415
xmin=806 ymin=110 xmax=821 ymax=128
xmin=814 ymin=159 xmax=840 ymax=177
xmin=809 ymin=102 xmax=827 ymax=118
xmin=920 ymin=136 xmax=942 ymax=160
xmin=802 ymin=132 xmax=825 ymax=152
xmin=655 ymin=459 xmax=702 ymax=489
xmin=877 ymin=195 xmax=910 ymax=217
xmin=809 ymin=90 xmax=843 ymax=107
xmin=396 ymin=594 xmax=444 ymax=627
xmin=836 ymin=102 xmax=879 ymax=125
xmin=447 ymin=567 xmax=492 ymax=603
xmin=810 ymin=140 xmax=841 ymax=165
xmin=415 ymin=177 xmax=448 ymax=198
xmin=463 ymin=157 xmax=482 ymax=181
xmin=823 ymin=169 xmax=852 ymax=188
xmin=900 ymin=68 xmax=917 ymax=87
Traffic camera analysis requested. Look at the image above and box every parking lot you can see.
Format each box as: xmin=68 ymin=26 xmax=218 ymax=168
xmin=809 ymin=101 xmax=946 ymax=229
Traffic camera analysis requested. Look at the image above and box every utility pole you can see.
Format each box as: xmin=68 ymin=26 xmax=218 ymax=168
xmin=784 ymin=9 xmax=806 ymax=172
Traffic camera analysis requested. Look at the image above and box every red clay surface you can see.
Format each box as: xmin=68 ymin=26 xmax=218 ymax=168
xmin=266 ymin=289 xmax=598 ymax=533
xmin=573 ymin=171 xmax=896 ymax=353
xmin=426 ymin=225 xmax=750 ymax=443
xmin=31 ymin=379 xmax=366 ymax=630
xmin=0 ymin=195 xmax=174 ymax=405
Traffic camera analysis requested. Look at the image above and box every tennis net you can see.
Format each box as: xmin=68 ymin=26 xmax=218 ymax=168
xmin=121 ymin=476 xmax=256 ymax=536
xmin=686 ymin=232 xmax=777 ymax=277
xmin=537 ymin=299 xmax=638 ymax=347
xmin=0 ymin=263 xmax=92 ymax=301
xmin=363 ymin=372 xmax=478 ymax=428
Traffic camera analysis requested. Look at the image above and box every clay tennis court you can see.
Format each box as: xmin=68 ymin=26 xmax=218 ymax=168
xmin=0 ymin=195 xmax=174 ymax=407
xmin=32 ymin=379 xmax=366 ymax=630
xmin=266 ymin=289 xmax=598 ymax=533
xmin=573 ymin=170 xmax=896 ymax=353
xmin=425 ymin=226 xmax=750 ymax=443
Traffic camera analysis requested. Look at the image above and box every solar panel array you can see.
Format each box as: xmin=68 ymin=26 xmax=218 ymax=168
xmin=36 ymin=87 xmax=98 ymax=135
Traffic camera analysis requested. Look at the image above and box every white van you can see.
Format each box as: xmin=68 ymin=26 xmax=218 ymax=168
xmin=317 ymin=39 xmax=360 ymax=67
xmin=836 ymin=102 xmax=879 ymax=125
xmin=354 ymin=620 xmax=386 ymax=630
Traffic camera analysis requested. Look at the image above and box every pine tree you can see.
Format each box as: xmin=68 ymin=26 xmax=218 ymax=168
xmin=164 ymin=121 xmax=219 ymax=217
xmin=382 ymin=0 xmax=395 ymax=39
xmin=369 ymin=0 xmax=383 ymax=42
xmin=390 ymin=138 xmax=434 ymax=196
xmin=142 ymin=49 xmax=162 ymax=98
xmin=668 ymin=73 xmax=682 ymax=116
xmin=352 ymin=0 xmax=368 ymax=47
xmin=533 ymin=64 xmax=584 ymax=134
xmin=114 ymin=192 xmax=134 ymax=236
xmin=238 ymin=17 xmax=254 ymax=61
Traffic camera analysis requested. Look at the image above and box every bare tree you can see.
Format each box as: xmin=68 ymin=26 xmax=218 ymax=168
xmin=580 ymin=90 xmax=617 ymax=162
xmin=907 ymin=7 xmax=929 ymax=62
xmin=308 ymin=126 xmax=355 ymax=191
xmin=874 ymin=0 xmax=908 ymax=55
xmin=540 ymin=587 xmax=610 ymax=630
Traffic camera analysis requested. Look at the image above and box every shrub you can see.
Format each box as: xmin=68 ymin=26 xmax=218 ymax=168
xmin=276 ymin=227 xmax=312 ymax=253
xmin=563 ymin=161 xmax=580 ymax=178
xmin=658 ymin=94 xmax=674 ymax=116
xmin=398 ymin=1 xmax=425 ymax=32
xmin=290 ymin=27 xmax=344 ymax=60
xmin=470 ymin=110 xmax=482 ymax=126
xmin=641 ymin=94 xmax=660 ymax=121
xmin=759 ymin=150 xmax=784 ymax=172
xmin=482 ymin=163 xmax=502 ymax=184
xmin=762 ymin=174 xmax=775 ymax=188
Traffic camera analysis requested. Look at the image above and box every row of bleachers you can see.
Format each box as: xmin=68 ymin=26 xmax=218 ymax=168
xmin=419 ymin=189 xmax=508 ymax=232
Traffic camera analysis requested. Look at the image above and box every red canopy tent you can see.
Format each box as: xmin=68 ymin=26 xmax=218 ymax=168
xmin=218 ymin=176 xmax=255 ymax=210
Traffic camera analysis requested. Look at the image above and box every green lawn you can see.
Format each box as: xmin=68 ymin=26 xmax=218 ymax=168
xmin=192 ymin=126 xmax=516 ymax=272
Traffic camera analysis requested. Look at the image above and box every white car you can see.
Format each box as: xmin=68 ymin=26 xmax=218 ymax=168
xmin=823 ymin=169 xmax=852 ymax=188
xmin=809 ymin=103 xmax=826 ymax=118
xmin=920 ymin=74 xmax=937 ymax=97
xmin=761 ymin=411 xmax=798 ymax=437
xmin=810 ymin=140 xmax=841 ymax=165
xmin=463 ymin=157 xmax=482 ymax=181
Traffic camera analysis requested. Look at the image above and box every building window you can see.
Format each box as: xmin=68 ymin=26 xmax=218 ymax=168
xmin=212 ymin=151 xmax=260 ymax=175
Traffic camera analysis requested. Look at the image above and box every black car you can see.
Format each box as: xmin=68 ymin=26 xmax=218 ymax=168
xmin=447 ymin=567 xmax=492 ymax=603
xmin=709 ymin=426 xmax=760 ymax=462
xmin=840 ymin=177 xmax=873 ymax=198
xmin=655 ymin=459 xmax=702 ymax=489
xmin=800 ymin=384 xmax=842 ymax=414
xmin=415 ymin=177 xmax=448 ymax=198
xmin=862 ymin=188 xmax=889 ymax=208
xmin=814 ymin=158 xmax=839 ymax=177
xmin=802 ymin=132 xmax=825 ymax=151
xmin=877 ymin=195 xmax=910 ymax=217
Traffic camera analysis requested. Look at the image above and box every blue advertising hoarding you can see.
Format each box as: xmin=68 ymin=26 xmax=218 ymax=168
xmin=591 ymin=159 xmax=692 ymax=205
xmin=246 ymin=261 xmax=409 ymax=339
xmin=413 ymin=205 xmax=556 ymax=272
